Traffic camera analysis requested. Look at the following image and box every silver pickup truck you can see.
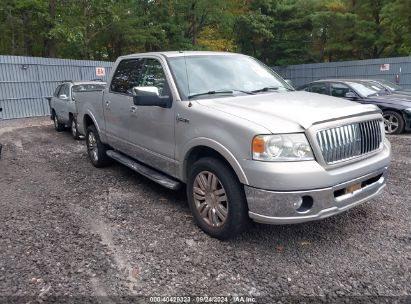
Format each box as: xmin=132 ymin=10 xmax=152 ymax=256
xmin=50 ymin=81 xmax=106 ymax=139
xmin=76 ymin=52 xmax=391 ymax=239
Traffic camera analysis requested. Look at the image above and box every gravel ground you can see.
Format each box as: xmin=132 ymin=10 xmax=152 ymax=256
xmin=0 ymin=117 xmax=410 ymax=304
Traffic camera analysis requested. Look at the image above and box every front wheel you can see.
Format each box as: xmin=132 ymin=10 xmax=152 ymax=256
xmin=86 ymin=125 xmax=111 ymax=168
xmin=187 ymin=157 xmax=250 ymax=240
xmin=383 ymin=111 xmax=404 ymax=135
xmin=70 ymin=117 xmax=80 ymax=140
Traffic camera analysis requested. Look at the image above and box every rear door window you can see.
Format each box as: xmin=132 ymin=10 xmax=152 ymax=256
xmin=309 ymin=83 xmax=327 ymax=95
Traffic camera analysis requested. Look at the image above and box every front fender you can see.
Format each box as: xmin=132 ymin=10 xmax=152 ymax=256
xmin=180 ymin=137 xmax=248 ymax=185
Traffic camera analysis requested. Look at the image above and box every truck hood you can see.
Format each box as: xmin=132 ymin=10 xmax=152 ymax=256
xmin=195 ymin=91 xmax=380 ymax=131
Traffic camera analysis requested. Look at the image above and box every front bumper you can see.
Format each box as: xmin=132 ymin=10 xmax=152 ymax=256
xmin=246 ymin=167 xmax=387 ymax=224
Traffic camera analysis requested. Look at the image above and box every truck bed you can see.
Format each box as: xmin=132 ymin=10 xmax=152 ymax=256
xmin=75 ymin=90 xmax=104 ymax=135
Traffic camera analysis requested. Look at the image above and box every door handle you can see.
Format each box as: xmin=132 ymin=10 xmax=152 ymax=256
xmin=130 ymin=106 xmax=137 ymax=113
xmin=105 ymin=100 xmax=111 ymax=111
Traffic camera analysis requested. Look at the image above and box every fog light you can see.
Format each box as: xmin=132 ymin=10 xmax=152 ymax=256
xmin=293 ymin=197 xmax=303 ymax=209
xmin=295 ymin=196 xmax=313 ymax=213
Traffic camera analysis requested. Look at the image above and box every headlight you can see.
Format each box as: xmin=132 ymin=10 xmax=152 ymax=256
xmin=252 ymin=134 xmax=314 ymax=161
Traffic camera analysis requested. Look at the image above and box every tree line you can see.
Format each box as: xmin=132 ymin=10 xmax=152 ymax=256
xmin=1 ymin=0 xmax=410 ymax=65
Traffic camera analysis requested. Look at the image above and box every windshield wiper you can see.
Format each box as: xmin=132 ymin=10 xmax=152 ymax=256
xmin=188 ymin=89 xmax=254 ymax=99
xmin=252 ymin=86 xmax=280 ymax=93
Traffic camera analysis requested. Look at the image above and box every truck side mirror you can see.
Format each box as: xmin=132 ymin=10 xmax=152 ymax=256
xmin=345 ymin=92 xmax=357 ymax=100
xmin=132 ymin=86 xmax=172 ymax=108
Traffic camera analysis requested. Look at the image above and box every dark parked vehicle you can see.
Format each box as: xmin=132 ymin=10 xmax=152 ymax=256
xmin=298 ymin=79 xmax=411 ymax=134
xmin=364 ymin=79 xmax=411 ymax=96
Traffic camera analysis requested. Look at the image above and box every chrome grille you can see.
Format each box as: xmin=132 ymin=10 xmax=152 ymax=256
xmin=316 ymin=119 xmax=383 ymax=164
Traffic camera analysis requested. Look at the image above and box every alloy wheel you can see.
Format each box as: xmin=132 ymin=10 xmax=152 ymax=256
xmin=71 ymin=119 xmax=77 ymax=137
xmin=193 ymin=171 xmax=228 ymax=227
xmin=88 ymin=132 xmax=98 ymax=162
xmin=383 ymin=113 xmax=399 ymax=134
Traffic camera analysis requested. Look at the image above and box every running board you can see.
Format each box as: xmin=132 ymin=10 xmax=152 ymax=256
xmin=106 ymin=150 xmax=182 ymax=190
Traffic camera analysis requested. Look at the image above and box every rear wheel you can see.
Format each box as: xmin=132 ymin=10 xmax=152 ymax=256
xmin=52 ymin=111 xmax=65 ymax=132
xmin=86 ymin=125 xmax=111 ymax=167
xmin=187 ymin=157 xmax=250 ymax=239
xmin=70 ymin=116 xmax=80 ymax=140
xmin=383 ymin=111 xmax=404 ymax=135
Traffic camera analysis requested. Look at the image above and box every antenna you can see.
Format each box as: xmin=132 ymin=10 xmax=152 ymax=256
xmin=183 ymin=52 xmax=192 ymax=106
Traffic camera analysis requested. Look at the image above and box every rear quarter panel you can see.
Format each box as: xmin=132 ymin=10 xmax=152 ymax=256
xmin=76 ymin=59 xmax=121 ymax=141
xmin=75 ymin=90 xmax=106 ymax=141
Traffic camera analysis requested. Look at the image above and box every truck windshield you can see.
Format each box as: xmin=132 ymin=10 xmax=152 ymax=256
xmin=167 ymin=54 xmax=292 ymax=100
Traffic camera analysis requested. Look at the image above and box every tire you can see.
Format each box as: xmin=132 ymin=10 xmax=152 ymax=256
xmin=187 ymin=157 xmax=250 ymax=240
xmin=383 ymin=111 xmax=404 ymax=135
xmin=70 ymin=116 xmax=80 ymax=140
xmin=52 ymin=111 xmax=65 ymax=132
xmin=86 ymin=125 xmax=111 ymax=167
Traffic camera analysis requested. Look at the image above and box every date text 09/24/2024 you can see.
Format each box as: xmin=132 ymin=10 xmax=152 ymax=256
xmin=149 ymin=296 xmax=256 ymax=303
